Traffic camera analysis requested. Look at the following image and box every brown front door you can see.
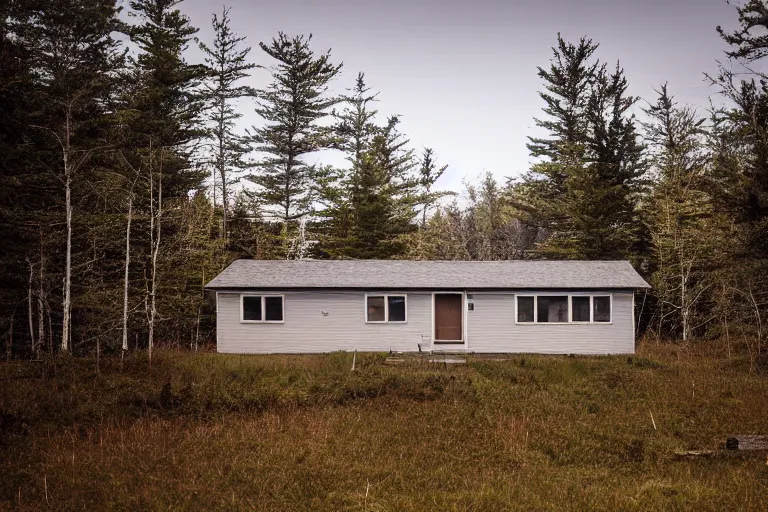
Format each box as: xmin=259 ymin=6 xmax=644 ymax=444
xmin=434 ymin=294 xmax=463 ymax=342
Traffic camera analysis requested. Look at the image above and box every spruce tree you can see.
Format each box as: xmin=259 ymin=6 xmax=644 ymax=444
xmin=512 ymin=35 xmax=645 ymax=260
xmin=346 ymin=116 xmax=418 ymax=259
xmin=335 ymin=72 xmax=379 ymax=170
xmin=314 ymin=72 xmax=379 ymax=258
xmin=248 ymin=33 xmax=342 ymax=243
xmin=513 ymin=35 xmax=599 ymax=233
xmin=199 ymin=7 xmax=256 ymax=241
xmin=124 ymin=0 xmax=208 ymax=198
xmin=416 ymin=148 xmax=451 ymax=226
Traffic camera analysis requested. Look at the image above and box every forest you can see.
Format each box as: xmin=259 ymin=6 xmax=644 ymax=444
xmin=1 ymin=0 xmax=768 ymax=359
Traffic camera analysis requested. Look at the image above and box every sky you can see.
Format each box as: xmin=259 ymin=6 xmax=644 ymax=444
xmin=173 ymin=0 xmax=741 ymax=194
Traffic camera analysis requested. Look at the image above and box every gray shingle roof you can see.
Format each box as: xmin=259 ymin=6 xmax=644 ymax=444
xmin=205 ymin=259 xmax=650 ymax=290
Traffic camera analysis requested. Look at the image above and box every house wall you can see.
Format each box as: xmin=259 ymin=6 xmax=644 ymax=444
xmin=466 ymin=291 xmax=635 ymax=354
xmin=216 ymin=291 xmax=432 ymax=354
xmin=215 ymin=290 xmax=636 ymax=354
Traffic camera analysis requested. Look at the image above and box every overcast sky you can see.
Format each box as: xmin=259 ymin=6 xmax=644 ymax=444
xmin=174 ymin=0 xmax=740 ymax=193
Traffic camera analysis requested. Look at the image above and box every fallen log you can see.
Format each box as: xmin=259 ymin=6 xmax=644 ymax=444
xmin=726 ymin=436 xmax=768 ymax=451
xmin=674 ymin=450 xmax=718 ymax=458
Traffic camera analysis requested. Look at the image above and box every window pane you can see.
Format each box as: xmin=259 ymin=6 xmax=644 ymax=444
xmin=537 ymin=296 xmax=569 ymax=323
xmin=264 ymin=296 xmax=283 ymax=321
xmin=594 ymin=296 xmax=611 ymax=322
xmin=572 ymin=296 xmax=590 ymax=322
xmin=387 ymin=296 xmax=406 ymax=322
xmin=242 ymin=296 xmax=262 ymax=321
xmin=367 ymin=296 xmax=385 ymax=322
xmin=517 ymin=297 xmax=534 ymax=322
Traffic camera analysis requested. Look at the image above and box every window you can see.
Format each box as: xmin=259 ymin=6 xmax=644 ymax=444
xmin=366 ymin=295 xmax=407 ymax=323
xmin=367 ymin=296 xmax=386 ymax=322
xmin=594 ymin=296 xmax=611 ymax=322
xmin=241 ymin=295 xmax=284 ymax=323
xmin=388 ymin=296 xmax=406 ymax=322
xmin=537 ymin=296 xmax=569 ymax=323
xmin=264 ymin=296 xmax=284 ymax=322
xmin=517 ymin=296 xmax=534 ymax=322
xmin=515 ymin=294 xmax=612 ymax=324
xmin=572 ymin=296 xmax=591 ymax=322
xmin=242 ymin=296 xmax=262 ymax=321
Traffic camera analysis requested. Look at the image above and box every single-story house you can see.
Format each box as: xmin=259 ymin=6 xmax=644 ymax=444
xmin=205 ymin=259 xmax=650 ymax=355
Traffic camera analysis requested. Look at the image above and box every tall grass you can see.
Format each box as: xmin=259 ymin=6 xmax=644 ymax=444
xmin=1 ymin=341 xmax=767 ymax=510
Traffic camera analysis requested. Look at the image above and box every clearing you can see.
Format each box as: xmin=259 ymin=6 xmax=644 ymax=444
xmin=1 ymin=342 xmax=767 ymax=510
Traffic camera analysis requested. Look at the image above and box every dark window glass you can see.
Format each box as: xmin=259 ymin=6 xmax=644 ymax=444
xmin=264 ymin=296 xmax=283 ymax=321
xmin=594 ymin=296 xmax=611 ymax=322
xmin=517 ymin=296 xmax=534 ymax=322
xmin=572 ymin=296 xmax=590 ymax=322
xmin=242 ymin=296 xmax=262 ymax=321
xmin=537 ymin=296 xmax=569 ymax=323
xmin=388 ymin=296 xmax=406 ymax=322
xmin=367 ymin=296 xmax=385 ymax=322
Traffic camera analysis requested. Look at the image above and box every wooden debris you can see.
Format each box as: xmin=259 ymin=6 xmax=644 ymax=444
xmin=428 ymin=358 xmax=466 ymax=364
xmin=726 ymin=435 xmax=768 ymax=451
xmin=674 ymin=450 xmax=718 ymax=458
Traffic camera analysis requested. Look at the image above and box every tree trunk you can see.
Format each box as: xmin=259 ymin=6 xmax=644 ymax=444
xmin=62 ymin=136 xmax=72 ymax=353
xmin=38 ymin=229 xmax=45 ymax=359
xmin=7 ymin=312 xmax=13 ymax=362
xmin=27 ymin=259 xmax=35 ymax=356
xmin=122 ymin=188 xmax=134 ymax=354
xmin=149 ymin=148 xmax=162 ymax=364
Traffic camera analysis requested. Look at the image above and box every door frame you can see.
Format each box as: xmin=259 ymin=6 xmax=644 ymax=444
xmin=431 ymin=291 xmax=467 ymax=348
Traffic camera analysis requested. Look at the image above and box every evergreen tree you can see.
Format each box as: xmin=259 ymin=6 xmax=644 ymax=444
xmin=512 ymin=35 xmax=598 ymax=233
xmin=315 ymin=72 xmax=379 ymax=258
xmin=335 ymin=72 xmax=379 ymax=170
xmin=345 ymin=116 xmax=418 ymax=259
xmin=642 ymin=86 xmax=722 ymax=340
xmin=248 ymin=32 xmax=342 ymax=245
xmin=124 ymin=0 xmax=208 ymax=199
xmin=512 ymin=35 xmax=645 ymax=260
xmin=199 ymin=6 xmax=256 ymax=241
xmin=416 ymin=148 xmax=451 ymax=226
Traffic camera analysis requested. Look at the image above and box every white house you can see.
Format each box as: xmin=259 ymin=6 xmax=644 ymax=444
xmin=205 ymin=259 xmax=650 ymax=355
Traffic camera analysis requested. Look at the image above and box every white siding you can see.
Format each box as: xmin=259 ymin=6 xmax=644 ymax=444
xmin=216 ymin=290 xmax=636 ymax=354
xmin=216 ymin=291 xmax=432 ymax=354
xmin=466 ymin=292 xmax=635 ymax=354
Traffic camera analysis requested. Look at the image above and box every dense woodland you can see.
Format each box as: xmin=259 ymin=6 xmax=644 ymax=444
xmin=1 ymin=0 xmax=767 ymax=358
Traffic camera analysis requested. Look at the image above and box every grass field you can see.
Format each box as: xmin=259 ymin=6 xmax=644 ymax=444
xmin=1 ymin=341 xmax=767 ymax=511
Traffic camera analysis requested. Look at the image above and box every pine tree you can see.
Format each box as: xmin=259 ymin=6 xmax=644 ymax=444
xmin=124 ymin=0 xmax=208 ymax=198
xmin=512 ymin=35 xmax=645 ymax=260
xmin=512 ymin=35 xmax=599 ymax=232
xmin=335 ymin=72 xmax=379 ymax=170
xmin=199 ymin=6 xmax=256 ymax=241
xmin=346 ymin=116 xmax=418 ymax=259
xmin=642 ymin=85 xmax=720 ymax=340
xmin=416 ymin=148 xmax=451 ymax=226
xmin=314 ymin=72 xmax=379 ymax=258
xmin=248 ymin=33 xmax=342 ymax=245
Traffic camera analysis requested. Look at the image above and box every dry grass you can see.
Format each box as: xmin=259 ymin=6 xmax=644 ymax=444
xmin=1 ymin=341 xmax=767 ymax=510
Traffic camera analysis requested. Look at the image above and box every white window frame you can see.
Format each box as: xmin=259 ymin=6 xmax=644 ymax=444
xmin=570 ymin=295 xmax=593 ymax=324
xmin=240 ymin=294 xmax=285 ymax=324
xmin=515 ymin=293 xmax=612 ymax=325
xmin=592 ymin=294 xmax=613 ymax=324
xmin=365 ymin=294 xmax=408 ymax=324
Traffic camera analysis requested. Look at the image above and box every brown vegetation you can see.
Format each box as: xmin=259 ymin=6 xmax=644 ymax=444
xmin=1 ymin=341 xmax=767 ymax=510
